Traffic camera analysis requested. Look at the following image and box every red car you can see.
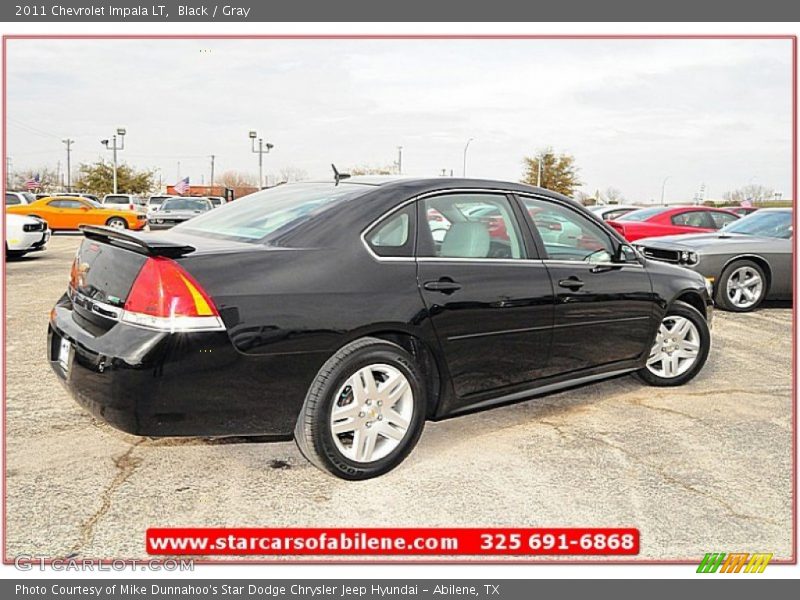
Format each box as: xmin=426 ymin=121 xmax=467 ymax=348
xmin=607 ymin=206 xmax=740 ymax=242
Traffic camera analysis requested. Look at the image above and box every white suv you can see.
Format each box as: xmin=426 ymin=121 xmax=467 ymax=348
xmin=101 ymin=194 xmax=147 ymax=213
xmin=5 ymin=191 xmax=37 ymax=206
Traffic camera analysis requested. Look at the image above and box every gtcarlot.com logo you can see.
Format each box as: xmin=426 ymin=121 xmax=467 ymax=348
xmin=696 ymin=552 xmax=773 ymax=573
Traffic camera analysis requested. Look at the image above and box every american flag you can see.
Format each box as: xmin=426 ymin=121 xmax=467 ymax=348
xmin=25 ymin=174 xmax=41 ymax=190
xmin=174 ymin=176 xmax=190 ymax=195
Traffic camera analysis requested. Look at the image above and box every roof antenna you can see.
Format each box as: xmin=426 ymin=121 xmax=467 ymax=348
xmin=331 ymin=163 xmax=350 ymax=185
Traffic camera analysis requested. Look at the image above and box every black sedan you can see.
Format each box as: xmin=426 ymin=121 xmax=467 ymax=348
xmin=48 ymin=177 xmax=712 ymax=479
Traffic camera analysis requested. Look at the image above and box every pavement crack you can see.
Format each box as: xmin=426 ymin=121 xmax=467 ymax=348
xmin=629 ymin=398 xmax=704 ymax=423
xmin=69 ymin=440 xmax=144 ymax=555
xmin=578 ymin=432 xmax=781 ymax=527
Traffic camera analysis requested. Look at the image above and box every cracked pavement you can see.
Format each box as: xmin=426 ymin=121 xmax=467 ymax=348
xmin=4 ymin=234 xmax=794 ymax=561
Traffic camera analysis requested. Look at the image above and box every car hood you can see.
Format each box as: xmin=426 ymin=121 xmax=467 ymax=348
xmin=635 ymin=232 xmax=779 ymax=252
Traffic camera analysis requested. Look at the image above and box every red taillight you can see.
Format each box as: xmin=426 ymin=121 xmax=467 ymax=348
xmin=122 ymin=257 xmax=223 ymax=331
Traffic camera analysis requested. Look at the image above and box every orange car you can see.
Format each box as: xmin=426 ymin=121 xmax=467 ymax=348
xmin=6 ymin=196 xmax=146 ymax=231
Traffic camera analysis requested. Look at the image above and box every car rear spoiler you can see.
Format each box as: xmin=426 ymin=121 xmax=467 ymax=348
xmin=80 ymin=225 xmax=196 ymax=258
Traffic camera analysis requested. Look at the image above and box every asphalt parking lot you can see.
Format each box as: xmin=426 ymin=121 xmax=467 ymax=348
xmin=4 ymin=234 xmax=794 ymax=562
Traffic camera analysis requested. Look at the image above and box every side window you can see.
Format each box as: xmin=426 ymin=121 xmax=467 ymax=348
xmin=708 ymin=211 xmax=738 ymax=229
xmin=521 ymin=197 xmax=615 ymax=263
xmin=48 ymin=200 xmax=66 ymax=208
xmin=418 ymin=193 xmax=524 ymax=259
xmin=365 ymin=205 xmax=414 ymax=258
xmin=671 ymin=210 xmax=713 ymax=228
xmin=5 ymin=193 xmax=20 ymax=205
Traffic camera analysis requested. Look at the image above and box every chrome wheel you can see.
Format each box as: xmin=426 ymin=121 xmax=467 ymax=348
xmin=329 ymin=363 xmax=414 ymax=463
xmin=107 ymin=218 xmax=127 ymax=230
xmin=646 ymin=316 xmax=701 ymax=379
xmin=725 ymin=265 xmax=763 ymax=309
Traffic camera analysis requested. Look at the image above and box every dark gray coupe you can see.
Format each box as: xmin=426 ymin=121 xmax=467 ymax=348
xmin=148 ymin=197 xmax=213 ymax=230
xmin=635 ymin=208 xmax=792 ymax=312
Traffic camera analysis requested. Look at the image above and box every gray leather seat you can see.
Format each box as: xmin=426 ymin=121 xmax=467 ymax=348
xmin=440 ymin=222 xmax=491 ymax=258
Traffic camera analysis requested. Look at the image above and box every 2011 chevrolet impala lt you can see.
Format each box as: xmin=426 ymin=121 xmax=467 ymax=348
xmin=48 ymin=177 xmax=712 ymax=479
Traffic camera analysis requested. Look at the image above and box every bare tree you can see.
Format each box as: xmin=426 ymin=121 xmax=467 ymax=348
xmin=723 ymin=184 xmax=775 ymax=204
xmin=604 ymin=187 xmax=625 ymax=204
xmin=278 ymin=166 xmax=309 ymax=183
xmin=217 ymin=170 xmax=257 ymax=188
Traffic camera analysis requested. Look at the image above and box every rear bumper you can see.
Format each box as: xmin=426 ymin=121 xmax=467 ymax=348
xmin=48 ymin=295 xmax=320 ymax=437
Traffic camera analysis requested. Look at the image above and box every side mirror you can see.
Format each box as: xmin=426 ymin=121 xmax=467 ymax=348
xmin=615 ymin=243 xmax=639 ymax=264
xmin=80 ymin=206 xmax=90 ymax=211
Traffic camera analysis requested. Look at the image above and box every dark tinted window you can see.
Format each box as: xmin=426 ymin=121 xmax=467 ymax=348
xmin=5 ymin=193 xmax=20 ymax=205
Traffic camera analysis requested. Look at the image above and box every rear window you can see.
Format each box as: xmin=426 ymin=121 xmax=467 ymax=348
xmin=104 ymin=196 xmax=128 ymax=204
xmin=176 ymin=183 xmax=367 ymax=242
xmin=5 ymin=193 xmax=20 ymax=205
xmin=162 ymin=198 xmax=210 ymax=211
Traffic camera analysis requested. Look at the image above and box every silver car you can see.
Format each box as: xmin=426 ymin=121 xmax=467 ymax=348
xmin=634 ymin=208 xmax=792 ymax=312
xmin=148 ymin=196 xmax=213 ymax=230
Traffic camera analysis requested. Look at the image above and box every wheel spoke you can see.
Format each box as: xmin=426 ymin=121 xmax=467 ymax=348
xmin=385 ymin=408 xmax=410 ymax=431
xmin=378 ymin=422 xmax=406 ymax=441
xmin=331 ymin=401 xmax=361 ymax=421
xmin=331 ymin=417 xmax=357 ymax=435
xmin=383 ymin=377 xmax=410 ymax=408
xmin=353 ymin=428 xmax=378 ymax=462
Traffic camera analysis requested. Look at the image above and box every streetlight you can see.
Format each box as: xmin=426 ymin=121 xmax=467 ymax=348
xmin=462 ymin=138 xmax=474 ymax=177
xmin=249 ymin=130 xmax=274 ymax=189
xmin=101 ymin=127 xmax=126 ymax=194
xmin=660 ymin=175 xmax=671 ymax=206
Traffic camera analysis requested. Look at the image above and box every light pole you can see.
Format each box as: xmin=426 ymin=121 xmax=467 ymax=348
xmin=249 ymin=130 xmax=274 ymax=189
xmin=537 ymin=151 xmax=545 ymax=187
xmin=101 ymin=127 xmax=126 ymax=194
xmin=396 ymin=146 xmax=403 ymax=175
xmin=62 ymin=139 xmax=74 ymax=191
xmin=462 ymin=138 xmax=474 ymax=177
xmin=660 ymin=175 xmax=671 ymax=206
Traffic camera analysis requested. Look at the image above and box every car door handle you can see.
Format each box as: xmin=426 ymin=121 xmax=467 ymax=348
xmin=558 ymin=277 xmax=585 ymax=290
xmin=423 ymin=279 xmax=462 ymax=294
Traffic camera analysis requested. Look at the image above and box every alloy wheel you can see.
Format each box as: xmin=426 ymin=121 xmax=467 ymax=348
xmin=646 ymin=316 xmax=701 ymax=379
xmin=107 ymin=218 xmax=126 ymax=230
xmin=329 ymin=363 xmax=414 ymax=463
xmin=725 ymin=266 xmax=763 ymax=309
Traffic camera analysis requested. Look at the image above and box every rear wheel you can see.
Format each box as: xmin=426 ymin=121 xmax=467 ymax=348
xmin=715 ymin=259 xmax=767 ymax=312
xmin=106 ymin=217 xmax=128 ymax=230
xmin=294 ymin=337 xmax=426 ymax=480
xmin=636 ymin=300 xmax=710 ymax=387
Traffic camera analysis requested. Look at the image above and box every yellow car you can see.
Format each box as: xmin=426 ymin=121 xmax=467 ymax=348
xmin=6 ymin=195 xmax=147 ymax=231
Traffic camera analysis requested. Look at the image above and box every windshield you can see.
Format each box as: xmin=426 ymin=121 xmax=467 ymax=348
xmin=149 ymin=196 xmax=171 ymax=206
xmin=618 ymin=206 xmax=670 ymax=222
xmin=721 ymin=210 xmax=792 ymax=238
xmin=162 ymin=198 xmax=210 ymax=211
xmin=176 ymin=183 xmax=366 ymax=242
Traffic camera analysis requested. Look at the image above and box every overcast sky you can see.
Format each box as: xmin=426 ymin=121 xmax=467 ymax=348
xmin=5 ymin=38 xmax=793 ymax=202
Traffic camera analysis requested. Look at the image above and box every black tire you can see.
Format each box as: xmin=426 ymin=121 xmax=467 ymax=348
xmin=635 ymin=300 xmax=710 ymax=387
xmin=294 ymin=336 xmax=426 ymax=480
xmin=715 ymin=259 xmax=768 ymax=312
xmin=106 ymin=217 xmax=128 ymax=229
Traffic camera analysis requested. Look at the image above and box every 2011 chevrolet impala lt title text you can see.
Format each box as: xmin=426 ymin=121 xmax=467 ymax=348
xmin=48 ymin=176 xmax=712 ymax=479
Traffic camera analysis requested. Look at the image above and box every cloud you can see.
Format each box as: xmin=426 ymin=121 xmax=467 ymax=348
xmin=5 ymin=38 xmax=792 ymax=201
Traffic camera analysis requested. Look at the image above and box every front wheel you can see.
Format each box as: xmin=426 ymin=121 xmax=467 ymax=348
xmin=294 ymin=337 xmax=426 ymax=480
xmin=106 ymin=217 xmax=128 ymax=230
xmin=636 ymin=300 xmax=710 ymax=387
